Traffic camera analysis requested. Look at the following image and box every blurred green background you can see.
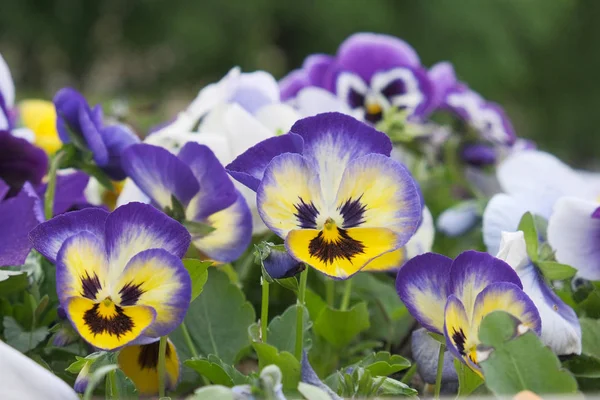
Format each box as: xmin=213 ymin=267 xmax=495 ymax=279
xmin=1 ymin=0 xmax=598 ymax=166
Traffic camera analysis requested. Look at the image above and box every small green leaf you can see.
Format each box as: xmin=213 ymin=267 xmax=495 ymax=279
xmin=0 ymin=271 xmax=28 ymax=297
xmin=377 ymin=377 xmax=418 ymax=397
xmin=185 ymin=355 xmax=248 ymax=386
xmin=581 ymin=318 xmax=600 ymax=358
xmin=3 ymin=316 xmax=48 ymax=352
xmin=252 ymin=342 xmax=300 ymax=390
xmin=107 ymin=369 xmax=138 ymax=399
xmin=454 ymin=358 xmax=484 ymax=396
xmin=479 ymin=311 xmax=578 ymax=396
xmin=266 ymin=304 xmax=312 ymax=354
xmin=313 ymin=302 xmax=370 ymax=348
xmin=518 ymin=212 xmax=538 ymax=262
xmin=184 ymin=220 xmax=216 ymax=238
xmin=275 ymin=276 xmax=299 ymax=293
xmin=563 ymin=354 xmax=600 ymax=378
xmin=578 ymin=289 xmax=600 ymax=318
xmin=536 ymin=261 xmax=577 ymax=280
xmin=66 ymin=356 xmax=88 ymax=374
xmin=352 ymin=351 xmax=411 ymax=377
xmin=182 ymin=259 xmax=211 ymax=301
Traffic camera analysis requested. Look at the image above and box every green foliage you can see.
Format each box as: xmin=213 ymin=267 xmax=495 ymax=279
xmin=185 ymin=355 xmax=248 ymax=386
xmin=182 ymin=259 xmax=211 ymax=301
xmin=253 ymin=342 xmax=300 ymax=390
xmin=106 ymin=369 xmax=138 ymax=400
xmin=312 ymin=302 xmax=370 ymax=349
xmin=581 ymin=318 xmax=600 ymax=358
xmin=331 ymin=367 xmax=417 ymax=398
xmin=518 ymin=212 xmax=538 ymax=262
xmin=266 ymin=304 xmax=311 ymax=354
xmin=351 ymin=351 xmax=411 ymax=377
xmin=479 ymin=311 xmax=578 ymax=396
xmin=536 ymin=261 xmax=577 ymax=280
xmin=3 ymin=316 xmax=48 ymax=352
xmin=454 ymin=358 xmax=484 ymax=396
xmin=0 ymin=270 xmax=29 ymax=297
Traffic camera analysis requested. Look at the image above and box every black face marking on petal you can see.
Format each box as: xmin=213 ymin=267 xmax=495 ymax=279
xmin=347 ymin=89 xmax=365 ymax=109
xmin=452 ymin=328 xmax=467 ymax=356
xmin=83 ymin=303 xmax=134 ymax=338
xmin=80 ymin=272 xmax=102 ymax=300
xmin=137 ymin=340 xmax=173 ymax=370
xmin=365 ymin=110 xmax=383 ymax=124
xmin=294 ymin=198 xmax=319 ymax=229
xmin=119 ymin=281 xmax=145 ymax=306
xmin=308 ymin=227 xmax=365 ymax=264
xmin=381 ymin=79 xmax=407 ymax=99
xmin=338 ymin=196 xmax=367 ymax=228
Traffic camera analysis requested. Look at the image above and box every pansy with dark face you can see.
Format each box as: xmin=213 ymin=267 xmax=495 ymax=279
xmin=396 ymin=250 xmax=541 ymax=374
xmin=228 ymin=112 xmax=422 ymax=278
xmin=29 ymin=203 xmax=192 ymax=350
xmin=280 ymin=33 xmax=434 ymax=124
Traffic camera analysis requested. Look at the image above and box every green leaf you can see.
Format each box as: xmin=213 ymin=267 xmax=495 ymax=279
xmin=187 ymin=385 xmax=234 ymax=400
xmin=106 ymin=369 xmax=138 ymax=399
xmin=266 ymin=304 xmax=311 ymax=354
xmin=275 ymin=276 xmax=299 ymax=293
xmin=170 ymin=269 xmax=255 ymax=365
xmin=66 ymin=356 xmax=88 ymax=374
xmin=252 ymin=342 xmax=300 ymax=390
xmin=352 ymin=351 xmax=411 ymax=377
xmin=3 ymin=316 xmax=48 ymax=352
xmin=563 ymin=354 xmax=600 ymax=378
xmin=83 ymin=364 xmax=119 ymax=400
xmin=185 ymin=355 xmax=248 ymax=386
xmin=428 ymin=332 xmax=446 ymax=344
xmin=579 ymin=289 xmax=600 ymax=318
xmin=184 ymin=220 xmax=216 ymax=238
xmin=518 ymin=212 xmax=538 ymax=262
xmin=0 ymin=271 xmax=28 ymax=297
xmin=182 ymin=259 xmax=211 ymax=301
xmin=537 ymin=261 xmax=577 ymax=280
xmin=454 ymin=358 xmax=484 ymax=396
xmin=581 ymin=318 xmax=600 ymax=358
xmin=313 ymin=302 xmax=370 ymax=348
xmin=377 ymin=377 xmax=418 ymax=397
xmin=479 ymin=311 xmax=578 ymax=396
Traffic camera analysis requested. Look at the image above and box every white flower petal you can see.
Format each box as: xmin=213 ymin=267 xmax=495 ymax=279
xmin=406 ymin=206 xmax=435 ymax=258
xmin=295 ymin=87 xmax=354 ymax=117
xmin=0 ymin=54 xmax=15 ymax=107
xmin=186 ymin=66 xmax=241 ymax=119
xmin=548 ymin=197 xmax=600 ymax=281
xmin=115 ymin=178 xmax=151 ymax=208
xmin=496 ymin=231 xmax=529 ymax=270
xmin=254 ymin=103 xmax=300 ymax=135
xmin=221 ymin=103 xmax=273 ymax=158
xmin=437 ymin=202 xmax=479 ymax=237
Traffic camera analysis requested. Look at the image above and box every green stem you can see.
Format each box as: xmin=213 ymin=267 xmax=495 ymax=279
xmin=261 ymin=278 xmax=270 ymax=343
xmin=158 ymin=336 xmax=168 ymax=398
xmin=181 ymin=322 xmax=198 ymax=358
xmin=294 ymin=267 xmax=309 ymax=360
xmin=325 ymin=279 xmax=335 ymax=306
xmin=107 ymin=369 xmax=118 ymax=397
xmin=44 ymin=149 xmax=66 ymax=220
xmin=400 ymin=362 xmax=418 ymax=385
xmin=339 ymin=278 xmax=353 ymax=311
xmin=434 ymin=343 xmax=446 ymax=399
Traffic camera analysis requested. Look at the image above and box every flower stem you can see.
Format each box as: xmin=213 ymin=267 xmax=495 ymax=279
xmin=44 ymin=149 xmax=66 ymax=220
xmin=261 ymin=278 xmax=270 ymax=343
xmin=294 ymin=267 xmax=309 ymax=360
xmin=325 ymin=279 xmax=335 ymax=306
xmin=157 ymin=336 xmax=168 ymax=398
xmin=181 ymin=322 xmax=198 ymax=358
xmin=434 ymin=343 xmax=446 ymax=399
xmin=400 ymin=362 xmax=418 ymax=384
xmin=339 ymin=278 xmax=353 ymax=311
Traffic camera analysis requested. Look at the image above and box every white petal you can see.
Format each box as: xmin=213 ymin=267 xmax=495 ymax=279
xmin=295 ymin=87 xmax=354 ymax=117
xmin=496 ymin=231 xmax=529 ymax=271
xmin=145 ymin=129 xmax=202 ymax=154
xmin=186 ymin=66 xmax=241 ymax=119
xmin=189 ymin=133 xmax=234 ymax=165
xmin=0 ymin=107 xmax=9 ymax=130
xmin=0 ymin=340 xmax=79 ymax=399
xmin=237 ymin=70 xmax=280 ymax=104
xmin=235 ymin=182 xmax=268 ymax=235
xmin=483 ymin=193 xmax=532 ymax=255
xmin=221 ymin=104 xmax=273 ymax=158
xmin=0 ymin=54 xmax=15 ymax=107
xmin=436 ymin=202 xmax=479 ymax=237
xmin=10 ymin=128 xmax=35 ymax=142
xmin=405 ymin=206 xmax=435 ymax=258
xmin=115 ymin=178 xmax=151 ymax=208
xmin=548 ymin=197 xmax=600 ymax=280
xmin=254 ymin=103 xmax=300 ymax=135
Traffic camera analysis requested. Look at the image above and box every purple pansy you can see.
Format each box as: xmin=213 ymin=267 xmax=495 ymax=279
xmin=29 ymin=203 xmax=192 ymax=351
xmin=122 ymin=142 xmax=252 ymax=263
xmin=280 ymin=33 xmax=434 ymax=123
xmin=53 ymin=88 xmax=140 ymax=180
xmin=0 ymin=130 xmax=48 ymax=196
xmin=396 ymin=250 xmax=541 ymax=373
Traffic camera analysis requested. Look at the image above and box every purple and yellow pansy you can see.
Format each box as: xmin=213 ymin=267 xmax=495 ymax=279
xmin=29 ymin=203 xmax=192 ymax=351
xmin=121 ymin=142 xmax=252 ymax=263
xmin=227 ymin=112 xmax=422 ymax=278
xmin=396 ymin=250 xmax=541 ymax=374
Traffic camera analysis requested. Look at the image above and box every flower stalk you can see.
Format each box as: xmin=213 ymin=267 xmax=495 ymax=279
xmin=44 ymin=149 xmax=66 ymax=220
xmin=295 ymin=267 xmax=309 ymax=360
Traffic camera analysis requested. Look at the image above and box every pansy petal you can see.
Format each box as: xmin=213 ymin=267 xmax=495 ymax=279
xmin=65 ymin=296 xmax=156 ymax=351
xmin=257 ymin=153 xmax=324 ymax=238
xmin=178 ymin=142 xmax=237 ymax=218
xmin=37 ymin=171 xmax=90 ymax=216
xmin=286 ymin=226 xmax=400 ymax=279
xmin=113 ymin=248 xmax=191 ymax=337
xmin=405 ymin=206 xmax=435 ymax=260
xmin=471 ymin=282 xmax=541 ymax=335
xmin=290 ymin=113 xmax=392 ymax=206
xmin=254 ymin=103 xmax=300 ymax=136
xmin=53 ymin=87 xmax=87 ymax=142
xmin=396 ymin=253 xmax=452 ymax=334
xmin=232 ymin=70 xmax=280 ymax=114
xmin=100 ymin=124 xmax=141 ymax=181
xmin=444 ymin=295 xmax=479 ymax=372
xmin=118 ymin=339 xmax=180 ymax=395
xmin=0 ymin=183 xmax=43 ymax=266
xmin=548 ymin=197 xmax=600 ymax=281
xmin=0 ymin=130 xmax=48 ymax=195
xmin=428 ymin=62 xmax=457 ymax=109
xmin=190 ymin=191 xmax=252 ymax=263
xmin=438 ymin=201 xmax=480 ymax=238
xmin=122 ymin=144 xmax=200 ymax=209
xmin=78 ymin=105 xmax=109 ymax=166
xmin=295 ymin=87 xmax=354 ymax=117
xmin=30 ymin=207 xmax=109 ymax=263
xmin=104 ymin=203 xmax=191 ymax=277
xmin=226 ymin=133 xmax=304 ymax=192
xmin=333 ymin=153 xmax=421 ymax=244
xmin=361 ymin=248 xmax=405 ymax=272
xmin=482 ymin=193 xmax=534 ymax=255
xmin=448 ymin=251 xmax=522 ymax=318
xmin=56 ymin=232 xmax=108 ymax=304
xmin=19 ymin=99 xmax=61 ymax=154
xmin=116 ymin=179 xmax=151 ymax=207
xmin=0 ymin=54 xmax=15 ymax=107
xmin=279 ymin=69 xmax=310 ymax=101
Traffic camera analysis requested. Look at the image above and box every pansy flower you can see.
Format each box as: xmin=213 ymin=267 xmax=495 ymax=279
xmin=122 ymin=142 xmax=252 ymax=263
xmin=227 ymin=112 xmax=422 ymax=278
xmin=396 ymin=251 xmax=541 ymax=373
xmin=280 ymin=33 xmax=434 ymax=124
xmin=0 ymin=54 xmax=16 ymax=131
xmin=29 ymin=203 xmax=192 ymax=350
xmin=53 ymin=88 xmax=140 ymax=180
xmin=19 ymin=99 xmax=62 ymax=154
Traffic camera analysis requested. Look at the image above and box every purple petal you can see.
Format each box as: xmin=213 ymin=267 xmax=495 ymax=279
xmin=121 ymin=144 xmax=200 ymax=210
xmin=461 ymin=143 xmax=497 ymax=166
xmin=37 ymin=172 xmax=90 ymax=216
xmin=53 ymin=87 xmax=88 ymax=143
xmin=428 ymin=62 xmax=457 ymax=109
xmin=395 ymin=252 xmax=453 ymax=334
xmin=301 ymin=351 xmax=342 ymax=400
xmin=303 ymin=54 xmax=335 ymax=88
xmin=29 ymin=207 xmax=109 ymax=263
xmin=226 ymin=133 xmax=304 ymax=192
xmin=0 ymin=178 xmax=9 ymax=201
xmin=0 ymin=183 xmax=43 ymax=266
xmin=104 ymin=202 xmax=191 ymax=273
xmin=99 ymin=124 xmax=140 ymax=181
xmin=78 ymin=104 xmax=108 ymax=166
xmin=0 ymin=130 xmax=48 ymax=195
xmin=261 ymin=244 xmax=304 ymax=280
xmin=178 ymin=142 xmax=237 ymax=219
xmin=279 ymin=70 xmax=310 ymax=102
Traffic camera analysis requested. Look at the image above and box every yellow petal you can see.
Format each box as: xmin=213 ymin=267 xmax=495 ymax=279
xmin=19 ymin=99 xmax=61 ymax=154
